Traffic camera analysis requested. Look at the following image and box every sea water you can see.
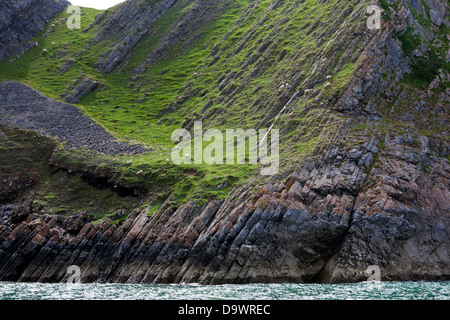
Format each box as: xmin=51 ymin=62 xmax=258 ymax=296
xmin=0 ymin=281 xmax=449 ymax=300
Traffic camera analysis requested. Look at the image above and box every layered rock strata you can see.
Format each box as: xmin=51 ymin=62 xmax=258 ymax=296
xmin=0 ymin=0 xmax=69 ymax=61
xmin=0 ymin=0 xmax=448 ymax=284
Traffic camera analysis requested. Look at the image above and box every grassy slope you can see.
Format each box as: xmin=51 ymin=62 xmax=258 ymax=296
xmin=1 ymin=0 xmax=446 ymax=220
xmin=0 ymin=4 xmax=256 ymax=216
xmin=0 ymin=126 xmax=141 ymax=221
xmin=0 ymin=0 xmax=361 ymax=144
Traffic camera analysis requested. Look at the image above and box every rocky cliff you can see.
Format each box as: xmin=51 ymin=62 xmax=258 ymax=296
xmin=0 ymin=0 xmax=69 ymax=62
xmin=0 ymin=0 xmax=449 ymax=284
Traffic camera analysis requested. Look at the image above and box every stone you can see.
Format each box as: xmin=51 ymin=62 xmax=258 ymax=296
xmin=0 ymin=0 xmax=448 ymax=287
xmin=358 ymin=153 xmax=374 ymax=169
xmin=0 ymin=81 xmax=148 ymax=155
xmin=62 ymin=77 xmax=99 ymax=103
xmin=348 ymin=148 xmax=364 ymax=160
xmin=0 ymin=0 xmax=69 ymax=61
xmin=91 ymin=0 xmax=177 ymax=74
xmin=429 ymin=9 xmax=443 ymax=26
xmin=9 ymin=195 xmax=33 ymax=224
xmin=66 ymin=211 xmax=89 ymax=235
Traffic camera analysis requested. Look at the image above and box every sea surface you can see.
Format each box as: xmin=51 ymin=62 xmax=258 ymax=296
xmin=0 ymin=281 xmax=449 ymax=300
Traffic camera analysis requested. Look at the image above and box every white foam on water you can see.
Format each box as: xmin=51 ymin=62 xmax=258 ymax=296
xmin=0 ymin=281 xmax=449 ymax=300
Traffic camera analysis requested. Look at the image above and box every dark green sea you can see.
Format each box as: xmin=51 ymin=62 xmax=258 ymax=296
xmin=0 ymin=281 xmax=449 ymax=300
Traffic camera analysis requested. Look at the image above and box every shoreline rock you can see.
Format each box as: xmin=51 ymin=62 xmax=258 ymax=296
xmin=0 ymin=0 xmax=69 ymax=62
xmin=0 ymin=81 xmax=148 ymax=155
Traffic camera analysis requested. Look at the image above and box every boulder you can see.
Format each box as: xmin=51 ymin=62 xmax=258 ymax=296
xmin=10 ymin=195 xmax=33 ymax=224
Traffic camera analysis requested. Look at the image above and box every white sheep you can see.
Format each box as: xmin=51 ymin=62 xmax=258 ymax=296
xmin=304 ymin=89 xmax=313 ymax=94
xmin=326 ymin=75 xmax=332 ymax=80
xmin=52 ymin=42 xmax=56 ymax=46
xmin=51 ymin=24 xmax=56 ymax=28
xmin=324 ymin=82 xmax=331 ymax=88
xmin=136 ymin=170 xmax=144 ymax=176
xmin=166 ymin=158 xmax=170 ymax=164
xmin=42 ymin=49 xmax=47 ymax=53
xmin=126 ymin=160 xmax=133 ymax=165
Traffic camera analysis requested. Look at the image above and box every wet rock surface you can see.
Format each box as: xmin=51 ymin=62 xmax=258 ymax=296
xmin=60 ymin=76 xmax=100 ymax=104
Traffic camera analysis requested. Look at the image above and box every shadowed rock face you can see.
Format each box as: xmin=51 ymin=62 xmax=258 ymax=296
xmin=0 ymin=0 xmax=449 ymax=284
xmin=0 ymin=0 xmax=69 ymax=62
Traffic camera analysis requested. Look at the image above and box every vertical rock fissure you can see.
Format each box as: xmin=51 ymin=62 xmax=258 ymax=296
xmin=312 ymin=156 xmax=373 ymax=283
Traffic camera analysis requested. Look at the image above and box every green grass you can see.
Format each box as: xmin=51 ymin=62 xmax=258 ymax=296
xmin=397 ymin=28 xmax=449 ymax=89
xmin=0 ymin=8 xmax=103 ymax=98
xmin=51 ymin=143 xmax=255 ymax=214
xmin=0 ymin=126 xmax=141 ymax=219
xmin=379 ymin=0 xmax=392 ymax=21
xmin=404 ymin=52 xmax=445 ymax=88
xmin=0 ymin=126 xmax=56 ymax=181
xmin=0 ymin=0 xmax=378 ymax=222
xmin=0 ymin=0 xmax=362 ymax=145
xmin=396 ymin=5 xmax=449 ymax=89
xmin=33 ymin=170 xmax=142 ymax=218
xmin=397 ymin=27 xmax=421 ymax=57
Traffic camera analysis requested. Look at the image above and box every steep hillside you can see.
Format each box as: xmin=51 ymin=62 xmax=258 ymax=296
xmin=0 ymin=0 xmax=449 ymax=284
xmin=0 ymin=0 xmax=69 ymax=61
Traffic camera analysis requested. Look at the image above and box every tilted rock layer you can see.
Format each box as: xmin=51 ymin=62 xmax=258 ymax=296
xmin=0 ymin=81 xmax=148 ymax=154
xmin=0 ymin=0 xmax=449 ymax=284
xmin=0 ymin=0 xmax=69 ymax=61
